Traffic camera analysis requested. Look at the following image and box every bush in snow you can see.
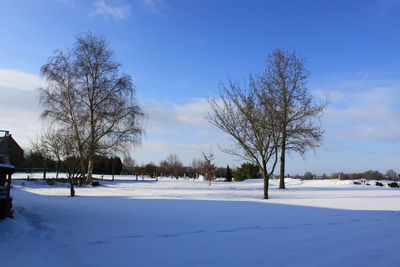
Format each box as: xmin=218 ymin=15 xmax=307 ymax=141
xmin=226 ymin=165 xmax=233 ymax=182
xmin=364 ymin=170 xmax=384 ymax=180
xmin=46 ymin=179 xmax=56 ymax=185
xmin=385 ymin=169 xmax=398 ymax=180
xmin=91 ymin=181 xmax=101 ymax=187
xmin=387 ymin=182 xmax=399 ymax=188
xmin=375 ymin=182 xmax=384 ymax=186
xmin=303 ymin=172 xmax=314 ymax=180
xmin=234 ymin=163 xmax=260 ymax=182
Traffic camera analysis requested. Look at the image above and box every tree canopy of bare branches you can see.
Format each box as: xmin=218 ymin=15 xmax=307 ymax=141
xmin=39 ymin=33 xmax=144 ymax=184
xmin=37 ymin=129 xmax=82 ymax=196
xmin=207 ymin=77 xmax=280 ymax=199
xmin=159 ymin=154 xmax=183 ymax=178
xmin=262 ymin=49 xmax=328 ymax=189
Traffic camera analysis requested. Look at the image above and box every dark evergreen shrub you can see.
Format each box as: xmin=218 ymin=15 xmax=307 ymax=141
xmin=233 ymin=163 xmax=260 ymax=181
xmin=91 ymin=181 xmax=101 ymax=187
xmin=226 ymin=165 xmax=233 ymax=182
xmin=46 ymin=179 xmax=56 ymax=185
xmin=387 ymin=182 xmax=399 ymax=188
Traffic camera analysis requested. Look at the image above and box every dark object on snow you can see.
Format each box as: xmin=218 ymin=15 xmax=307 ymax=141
xmin=91 ymin=181 xmax=101 ymax=187
xmin=226 ymin=165 xmax=233 ymax=182
xmin=375 ymin=182 xmax=384 ymax=186
xmin=0 ymin=131 xmax=15 ymax=219
xmin=353 ymin=181 xmax=361 ymax=185
xmin=387 ymin=182 xmax=399 ymax=188
xmin=46 ymin=179 xmax=56 ymax=185
xmin=0 ymin=164 xmax=15 ymax=219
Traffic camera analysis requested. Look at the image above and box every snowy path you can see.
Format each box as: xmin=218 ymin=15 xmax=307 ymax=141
xmin=1 ymin=178 xmax=400 ymax=266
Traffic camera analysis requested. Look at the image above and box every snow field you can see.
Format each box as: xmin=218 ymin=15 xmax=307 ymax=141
xmin=1 ymin=178 xmax=400 ymax=266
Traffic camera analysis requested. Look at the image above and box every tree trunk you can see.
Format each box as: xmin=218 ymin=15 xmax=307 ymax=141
xmin=56 ymin=161 xmax=59 ymax=179
xmin=69 ymin=180 xmax=75 ymax=197
xmin=112 ymin=160 xmax=115 ymax=181
xmin=86 ymin=155 xmax=94 ymax=184
xmin=79 ymin=159 xmax=85 ymax=181
xmin=279 ymin=132 xmax=286 ymax=189
xmin=263 ymin=174 xmax=269 ymax=199
xmin=262 ymin=165 xmax=269 ymax=199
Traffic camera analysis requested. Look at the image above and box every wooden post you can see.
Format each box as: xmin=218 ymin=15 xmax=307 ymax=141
xmin=56 ymin=161 xmax=59 ymax=179
xmin=112 ymin=159 xmax=115 ymax=181
xmin=5 ymin=174 xmax=11 ymax=217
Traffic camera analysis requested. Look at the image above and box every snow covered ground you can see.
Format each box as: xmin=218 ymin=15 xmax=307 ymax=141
xmin=1 ymin=177 xmax=400 ymax=266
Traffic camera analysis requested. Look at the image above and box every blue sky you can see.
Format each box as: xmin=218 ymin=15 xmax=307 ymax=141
xmin=1 ymin=0 xmax=400 ymax=175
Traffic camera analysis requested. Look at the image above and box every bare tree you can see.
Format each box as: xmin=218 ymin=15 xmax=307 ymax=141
xmin=164 ymin=154 xmax=183 ymax=179
xmin=303 ymin=172 xmax=314 ymax=180
xmin=262 ymin=49 xmax=328 ymax=189
xmin=207 ymin=77 xmax=280 ymax=199
xmin=122 ymin=155 xmax=136 ymax=175
xmin=39 ymin=50 xmax=88 ymax=178
xmin=144 ymin=162 xmax=158 ymax=178
xmin=385 ymin=169 xmax=397 ymax=180
xmin=38 ymin=129 xmax=83 ymax=197
xmin=40 ymin=33 xmax=144 ymax=184
xmin=202 ymin=152 xmax=216 ymax=186
xmin=191 ymin=158 xmax=205 ymax=179
xmin=159 ymin=160 xmax=169 ymax=177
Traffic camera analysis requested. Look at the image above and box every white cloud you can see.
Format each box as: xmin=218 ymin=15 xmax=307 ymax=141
xmin=0 ymin=70 xmax=231 ymax=163
xmin=0 ymin=69 xmax=43 ymax=92
xmin=132 ymin=98 xmax=235 ymax=165
xmin=0 ymin=70 xmax=43 ymax=148
xmin=317 ymin=78 xmax=400 ymax=142
xmin=133 ymin=140 xmax=238 ymax=167
xmin=143 ymin=98 xmax=215 ymax=135
xmin=91 ymin=0 xmax=131 ymax=20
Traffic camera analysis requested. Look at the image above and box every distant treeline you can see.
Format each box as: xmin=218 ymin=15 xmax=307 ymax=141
xmin=298 ymin=169 xmax=399 ymax=181
xmin=22 ymin=151 xmax=123 ymax=175
xmin=123 ymin=163 xmax=230 ymax=179
xmin=21 ymin=151 xmax=231 ymax=178
xmin=329 ymin=169 xmax=399 ymax=180
xmin=22 ymin=150 xmax=399 ymax=181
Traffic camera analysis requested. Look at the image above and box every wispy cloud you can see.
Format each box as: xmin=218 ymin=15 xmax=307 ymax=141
xmin=143 ymin=98 xmax=214 ymax=135
xmin=133 ymin=140 xmax=235 ymax=166
xmin=136 ymin=0 xmax=167 ymax=14
xmin=57 ymin=0 xmax=166 ymax=20
xmin=91 ymin=0 xmax=132 ymax=20
xmin=315 ymin=78 xmax=400 ymax=142
xmin=375 ymin=0 xmax=400 ymax=16
xmin=55 ymin=0 xmax=78 ymax=8
xmin=132 ymin=98 xmax=233 ymax=165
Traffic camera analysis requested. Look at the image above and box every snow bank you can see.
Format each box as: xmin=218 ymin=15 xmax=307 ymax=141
xmin=1 ymin=178 xmax=400 ymax=266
